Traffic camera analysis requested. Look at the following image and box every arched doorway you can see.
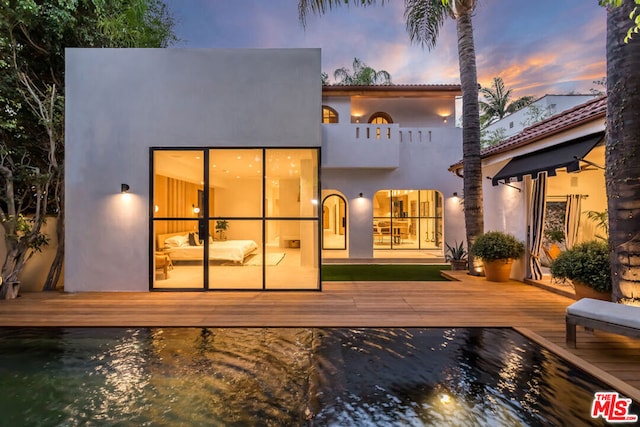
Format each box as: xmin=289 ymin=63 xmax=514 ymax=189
xmin=322 ymin=194 xmax=347 ymax=250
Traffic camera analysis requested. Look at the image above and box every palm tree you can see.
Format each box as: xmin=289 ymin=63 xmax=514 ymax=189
xmin=300 ymin=0 xmax=485 ymax=273
xmin=479 ymin=76 xmax=533 ymax=127
xmin=331 ymin=57 xmax=392 ymax=85
xmin=604 ymin=0 xmax=640 ymax=304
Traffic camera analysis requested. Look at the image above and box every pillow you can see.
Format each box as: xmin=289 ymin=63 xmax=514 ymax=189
xmin=165 ymin=234 xmax=189 ymax=248
xmin=189 ymin=232 xmax=203 ymax=246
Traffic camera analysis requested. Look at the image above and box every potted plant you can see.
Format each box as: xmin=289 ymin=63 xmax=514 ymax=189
xmin=215 ymin=220 xmax=229 ymax=240
xmin=471 ymin=231 xmax=525 ymax=282
xmin=550 ymin=240 xmax=612 ymax=300
xmin=445 ymin=241 xmax=468 ymax=271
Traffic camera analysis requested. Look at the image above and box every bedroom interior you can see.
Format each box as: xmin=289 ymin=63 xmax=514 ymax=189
xmin=152 ymin=148 xmax=320 ymax=290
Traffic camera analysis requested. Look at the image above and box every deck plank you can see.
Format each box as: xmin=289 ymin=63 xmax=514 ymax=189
xmin=1 ymin=273 xmax=639 ymax=401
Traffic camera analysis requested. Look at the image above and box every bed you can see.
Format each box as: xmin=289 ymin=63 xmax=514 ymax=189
xmin=158 ymin=232 xmax=258 ymax=264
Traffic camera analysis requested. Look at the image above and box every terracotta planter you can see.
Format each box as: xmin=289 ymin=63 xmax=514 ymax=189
xmin=450 ymin=260 xmax=468 ymax=271
xmin=572 ymin=280 xmax=611 ymax=301
xmin=482 ymin=259 xmax=513 ymax=282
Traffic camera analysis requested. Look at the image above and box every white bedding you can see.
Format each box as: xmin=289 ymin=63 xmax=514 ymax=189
xmin=168 ymin=240 xmax=258 ymax=264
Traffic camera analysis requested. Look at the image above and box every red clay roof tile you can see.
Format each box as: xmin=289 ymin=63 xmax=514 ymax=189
xmin=449 ymin=95 xmax=607 ymax=170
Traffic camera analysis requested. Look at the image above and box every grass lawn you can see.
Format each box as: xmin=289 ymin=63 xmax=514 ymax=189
xmin=321 ymin=264 xmax=451 ymax=281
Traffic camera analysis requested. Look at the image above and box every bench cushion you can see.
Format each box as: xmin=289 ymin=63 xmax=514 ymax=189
xmin=567 ymin=298 xmax=640 ymax=329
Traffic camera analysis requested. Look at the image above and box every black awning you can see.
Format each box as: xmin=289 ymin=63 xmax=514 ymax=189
xmin=491 ymin=132 xmax=604 ymax=186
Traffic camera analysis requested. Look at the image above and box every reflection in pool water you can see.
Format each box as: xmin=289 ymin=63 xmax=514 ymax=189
xmin=0 ymin=328 xmax=635 ymax=426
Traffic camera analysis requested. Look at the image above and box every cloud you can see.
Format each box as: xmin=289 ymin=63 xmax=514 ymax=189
xmin=165 ymin=0 xmax=607 ymax=96
xmin=474 ymin=2 xmax=606 ymax=98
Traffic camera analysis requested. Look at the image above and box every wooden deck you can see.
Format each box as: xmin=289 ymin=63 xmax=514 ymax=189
xmin=1 ymin=271 xmax=639 ymax=402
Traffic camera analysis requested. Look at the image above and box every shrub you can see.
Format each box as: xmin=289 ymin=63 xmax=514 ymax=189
xmin=445 ymin=241 xmax=467 ymax=261
xmin=471 ymin=231 xmax=525 ymax=262
xmin=545 ymin=228 xmax=565 ymax=244
xmin=550 ymin=240 xmax=611 ymax=292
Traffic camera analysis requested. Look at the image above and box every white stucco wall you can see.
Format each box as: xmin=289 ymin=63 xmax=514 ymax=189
xmin=322 ymin=96 xmax=351 ymax=123
xmin=322 ymin=126 xmax=465 ymax=258
xmin=482 ymin=160 xmax=528 ymax=279
xmin=65 ymin=48 xmax=321 ymax=292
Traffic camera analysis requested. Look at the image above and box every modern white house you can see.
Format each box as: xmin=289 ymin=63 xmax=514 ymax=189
xmin=64 ymin=48 xmax=466 ymax=292
xmin=450 ymin=96 xmax=607 ymax=282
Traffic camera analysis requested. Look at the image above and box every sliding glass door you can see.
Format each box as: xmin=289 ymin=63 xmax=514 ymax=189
xmin=151 ymin=147 xmax=320 ymax=291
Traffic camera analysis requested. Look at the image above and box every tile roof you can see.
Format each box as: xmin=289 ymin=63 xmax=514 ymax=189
xmin=322 ymin=83 xmax=461 ymax=87
xmin=449 ymin=95 xmax=607 ymax=169
xmin=323 ymin=84 xmax=462 ymax=96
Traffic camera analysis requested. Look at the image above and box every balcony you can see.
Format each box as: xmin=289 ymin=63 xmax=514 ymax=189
xmin=322 ymin=124 xmax=446 ymax=169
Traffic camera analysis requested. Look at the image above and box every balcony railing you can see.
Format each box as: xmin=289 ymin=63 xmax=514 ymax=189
xmin=322 ymin=124 xmax=452 ymax=169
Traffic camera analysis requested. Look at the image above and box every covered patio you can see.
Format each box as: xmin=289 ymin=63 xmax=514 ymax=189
xmin=0 ymin=272 xmax=638 ymax=401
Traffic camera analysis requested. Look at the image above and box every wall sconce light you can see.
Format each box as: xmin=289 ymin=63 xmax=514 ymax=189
xmin=453 ymin=192 xmax=458 ymax=197
xmin=121 ymin=183 xmax=130 ymax=193
xmin=192 ymin=204 xmax=201 ymax=214
xmin=359 ymin=192 xmax=364 ymax=198
xmin=443 ymin=116 xmax=449 ymax=124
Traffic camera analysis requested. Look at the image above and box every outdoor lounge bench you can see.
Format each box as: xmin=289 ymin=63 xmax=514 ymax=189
xmin=566 ymin=298 xmax=640 ymax=348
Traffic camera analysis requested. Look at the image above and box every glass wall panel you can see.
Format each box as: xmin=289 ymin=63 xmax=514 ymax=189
xmin=373 ymin=189 xmax=443 ymax=251
xmin=153 ymin=150 xmax=205 ymax=289
xmin=153 ymin=150 xmax=204 ymax=222
xmin=153 ymin=220 xmax=204 ymax=289
xmin=265 ymin=219 xmax=319 ymax=290
xmin=152 ymin=147 xmax=320 ymax=291
xmin=208 ymin=219 xmax=263 ymax=290
xmin=265 ymin=149 xmax=318 ymax=218
xmin=209 ymin=149 xmax=262 ymax=217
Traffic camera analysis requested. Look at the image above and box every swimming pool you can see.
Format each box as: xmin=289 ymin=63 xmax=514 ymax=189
xmin=0 ymin=327 xmax=636 ymax=426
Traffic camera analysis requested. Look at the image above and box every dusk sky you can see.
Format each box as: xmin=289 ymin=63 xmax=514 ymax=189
xmin=163 ymin=0 xmax=607 ymax=99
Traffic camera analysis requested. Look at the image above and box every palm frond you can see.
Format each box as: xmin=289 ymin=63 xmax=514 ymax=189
xmin=404 ymin=0 xmax=448 ymax=50
xmin=479 ymin=76 xmax=533 ymax=122
xmin=299 ymin=0 xmax=384 ymax=26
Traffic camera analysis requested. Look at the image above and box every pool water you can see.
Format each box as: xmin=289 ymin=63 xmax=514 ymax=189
xmin=0 ymin=327 xmax=635 ymax=426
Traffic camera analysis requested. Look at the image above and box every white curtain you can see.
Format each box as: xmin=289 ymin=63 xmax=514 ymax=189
xmin=528 ymin=172 xmax=547 ymax=280
xmin=565 ymin=194 xmax=582 ymax=249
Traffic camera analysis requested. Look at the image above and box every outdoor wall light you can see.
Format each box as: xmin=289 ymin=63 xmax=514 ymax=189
xmin=453 ymin=192 xmax=458 ymax=197
xmin=443 ymin=116 xmax=448 ymax=124
xmin=359 ymin=192 xmax=364 ymax=198
xmin=192 ymin=204 xmax=201 ymax=214
xmin=121 ymin=183 xmax=130 ymax=193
